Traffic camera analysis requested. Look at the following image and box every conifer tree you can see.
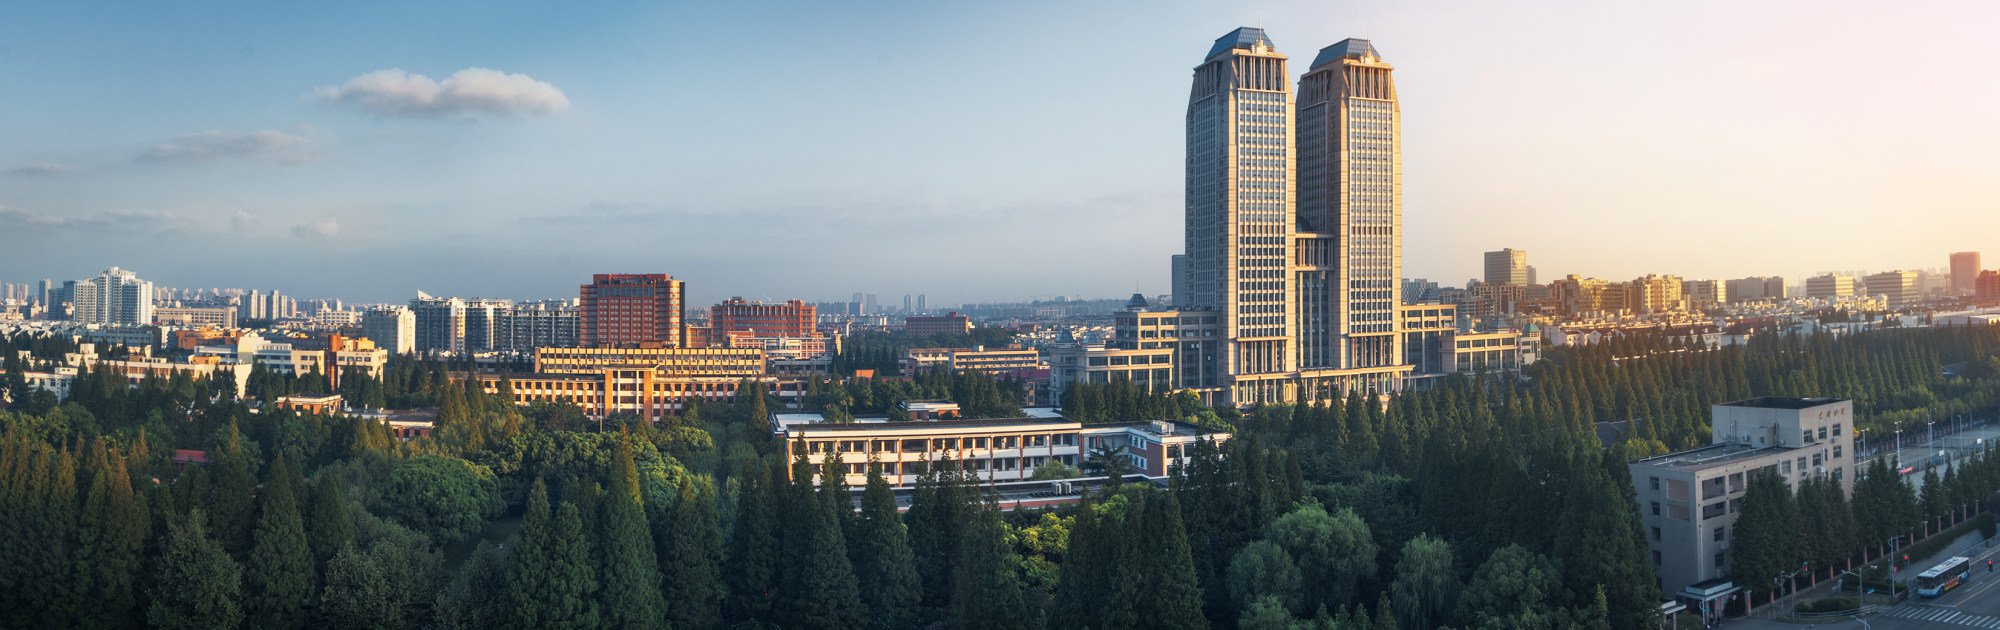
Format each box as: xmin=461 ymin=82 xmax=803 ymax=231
xmin=855 ymin=464 xmax=922 ymax=629
xmin=949 ymin=507 xmax=1035 ymax=629
xmin=245 ymin=453 xmax=314 ymax=628
xmin=307 ymin=476 xmax=355 ymax=572
xmin=209 ymin=424 xmax=257 ymax=558
xmin=778 ymin=452 xmax=866 ymax=629
xmin=1130 ymin=490 xmax=1207 ymax=629
xmin=598 ymin=439 xmax=667 ymax=628
xmin=508 ymin=477 xmax=599 ymax=629
xmin=658 ymin=477 xmax=724 ymax=629
xmin=147 ymin=510 xmax=245 ymax=630
xmin=725 ymin=464 xmax=781 ymax=623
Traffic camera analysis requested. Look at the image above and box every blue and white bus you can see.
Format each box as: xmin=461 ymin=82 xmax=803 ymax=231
xmin=1916 ymin=556 xmax=1973 ymax=597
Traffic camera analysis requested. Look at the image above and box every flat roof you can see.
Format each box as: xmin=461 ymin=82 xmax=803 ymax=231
xmin=787 ymin=417 xmax=1080 ymax=433
xmin=1719 ymin=396 xmax=1847 ymax=410
xmin=1632 ymin=442 xmax=1798 ymax=472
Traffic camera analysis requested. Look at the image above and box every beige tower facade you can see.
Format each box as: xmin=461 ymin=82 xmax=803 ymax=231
xmin=1184 ymin=29 xmax=1410 ymax=405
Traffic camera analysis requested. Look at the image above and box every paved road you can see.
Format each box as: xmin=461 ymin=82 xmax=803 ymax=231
xmin=1863 ymin=566 xmax=2000 ymax=628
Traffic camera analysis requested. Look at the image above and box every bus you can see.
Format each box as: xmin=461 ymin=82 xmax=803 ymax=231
xmin=1916 ymin=556 xmax=1973 ymax=597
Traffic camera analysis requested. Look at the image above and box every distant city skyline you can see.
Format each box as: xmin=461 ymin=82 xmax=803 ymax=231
xmin=3 ymin=1 xmax=1997 ymax=304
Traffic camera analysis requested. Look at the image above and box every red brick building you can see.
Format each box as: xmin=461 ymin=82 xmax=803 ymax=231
xmin=710 ymin=297 xmax=815 ymax=338
xmin=580 ymin=274 xmax=685 ymax=348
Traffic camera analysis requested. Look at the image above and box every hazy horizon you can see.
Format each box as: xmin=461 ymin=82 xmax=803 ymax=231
xmin=4 ymin=0 xmax=1996 ymax=306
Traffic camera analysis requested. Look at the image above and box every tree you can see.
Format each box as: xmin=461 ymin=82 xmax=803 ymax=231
xmin=1227 ymin=540 xmax=1302 ymax=615
xmin=657 ymin=477 xmax=724 ymax=629
xmin=245 ymin=454 xmax=314 ymax=628
xmin=435 ymin=542 xmax=510 ymax=630
xmin=1268 ymin=500 xmax=1377 ymax=612
xmin=1128 ymin=490 xmax=1206 ymax=629
xmin=383 ymin=455 xmax=500 ymax=545
xmin=1457 ymin=545 xmax=1568 ymax=630
xmin=308 ymin=475 xmax=356 ymax=572
xmin=208 ymin=424 xmax=257 ymax=558
xmin=508 ymin=478 xmax=600 ymax=628
xmin=777 ymin=455 xmax=866 ymax=629
xmin=854 ymin=464 xmax=922 ymax=629
xmin=949 ymin=507 xmax=1036 ymax=629
xmin=1729 ymin=470 xmax=1799 ymax=608
xmin=1553 ymin=464 xmax=1660 ymax=629
xmin=83 ymin=455 xmax=148 ymax=627
xmin=1390 ymin=534 xmax=1460 ymax=630
xmin=597 ymin=440 xmax=667 ymax=628
xmin=147 ymin=510 xmax=245 ymax=630
xmin=725 ymin=464 xmax=782 ymax=623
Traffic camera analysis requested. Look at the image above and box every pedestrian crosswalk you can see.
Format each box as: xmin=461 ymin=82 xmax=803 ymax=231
xmin=1885 ymin=604 xmax=2000 ymax=627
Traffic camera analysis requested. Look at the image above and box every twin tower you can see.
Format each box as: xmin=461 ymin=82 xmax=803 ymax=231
xmin=1179 ymin=28 xmax=1408 ymax=404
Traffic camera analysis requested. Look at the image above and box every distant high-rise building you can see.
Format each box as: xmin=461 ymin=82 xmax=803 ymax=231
xmin=916 ymin=294 xmax=927 ymax=313
xmin=1725 ymin=276 xmax=1787 ymax=303
xmin=1805 ymin=274 xmax=1856 ymax=301
xmin=1978 ymin=270 xmax=2000 ymax=301
xmin=580 ymin=274 xmax=685 ymax=347
xmin=1525 ymin=265 xmax=1537 ymax=286
xmin=711 ymin=298 xmax=816 ymax=338
xmin=902 ymin=294 xmax=913 ymax=313
xmin=1483 ymin=249 xmax=1528 ymax=286
xmin=1863 ymin=270 xmax=1920 ymax=307
xmin=463 ymin=299 xmax=512 ymax=353
xmin=70 ymin=267 xmax=154 ymax=325
xmin=498 ymin=299 xmax=580 ymax=352
xmin=362 ymin=307 xmax=416 ymax=355
xmin=411 ymin=292 xmax=467 ymax=354
xmin=1951 ymin=252 xmax=1981 ymax=296
xmin=36 ymin=279 xmax=52 ymax=306
xmin=1683 ymin=279 xmax=1725 ymax=310
xmin=1170 ymin=254 xmax=1188 ymax=307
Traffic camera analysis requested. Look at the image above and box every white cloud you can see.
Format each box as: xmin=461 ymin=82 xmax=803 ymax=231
xmin=290 ymin=219 xmax=340 ymax=239
xmin=229 ymin=211 xmax=256 ymax=232
xmin=312 ymin=68 xmax=570 ymax=117
xmin=137 ymin=130 xmax=318 ymax=164
xmin=5 ymin=163 xmax=79 ymax=177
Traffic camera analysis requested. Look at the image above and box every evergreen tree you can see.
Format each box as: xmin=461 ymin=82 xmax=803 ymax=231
xmin=725 ymin=464 xmax=781 ymax=623
xmin=1129 ymin=490 xmax=1206 ymax=629
xmin=209 ymin=424 xmax=257 ymax=558
xmin=508 ymin=477 xmax=600 ymax=629
xmin=778 ymin=453 xmax=866 ymax=629
xmin=1553 ymin=462 xmax=1659 ymax=630
xmin=657 ymin=477 xmax=724 ymax=629
xmin=598 ymin=439 xmax=667 ymax=628
xmin=307 ymin=475 xmax=356 ymax=572
xmin=855 ymin=463 xmax=922 ymax=629
xmin=435 ymin=542 xmax=510 ymax=630
xmin=147 ymin=510 xmax=245 ymax=630
xmin=949 ymin=507 xmax=1036 ymax=629
xmin=244 ymin=453 xmax=314 ymax=628
xmin=1729 ymin=470 xmax=1798 ymax=608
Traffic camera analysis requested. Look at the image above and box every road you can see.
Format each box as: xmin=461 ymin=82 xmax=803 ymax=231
xmin=1726 ymin=537 xmax=2000 ymax=629
xmin=1859 ymin=419 xmax=2000 ymax=496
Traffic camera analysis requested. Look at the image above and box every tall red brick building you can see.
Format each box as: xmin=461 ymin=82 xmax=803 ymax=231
xmin=580 ymin=274 xmax=685 ymax=347
xmin=710 ymin=297 xmax=815 ymax=338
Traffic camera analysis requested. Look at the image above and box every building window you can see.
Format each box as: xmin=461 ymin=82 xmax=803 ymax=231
xmin=1713 ymin=527 xmax=1726 ymax=542
xmin=1651 ymin=526 xmax=1661 ymax=541
xmin=1818 ymin=427 xmax=1829 ymax=440
xmin=1714 ymin=551 xmax=1727 ymax=568
xmin=1833 ymin=423 xmax=1842 ymax=436
xmin=1649 ymin=476 xmax=1660 ymax=491
xmin=1833 ymin=445 xmax=1843 ymax=459
xmin=1652 ymin=550 xmax=1662 ymax=565
xmin=1651 ymin=502 xmax=1661 ymax=516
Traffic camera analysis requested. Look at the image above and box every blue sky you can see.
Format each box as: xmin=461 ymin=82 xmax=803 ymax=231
xmin=4 ymin=1 xmax=1997 ymax=305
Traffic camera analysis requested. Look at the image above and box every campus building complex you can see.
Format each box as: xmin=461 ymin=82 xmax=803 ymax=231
xmin=778 ymin=416 xmax=1230 ymax=489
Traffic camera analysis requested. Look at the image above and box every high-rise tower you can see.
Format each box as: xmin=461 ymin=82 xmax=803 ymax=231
xmin=1186 ymin=27 xmax=1298 ymax=403
xmin=1295 ymin=38 xmax=1408 ymax=387
xmin=1184 ymin=30 xmax=1411 ymax=404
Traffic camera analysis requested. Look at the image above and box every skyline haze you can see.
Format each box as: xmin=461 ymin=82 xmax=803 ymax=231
xmin=3 ymin=0 xmax=1996 ymax=305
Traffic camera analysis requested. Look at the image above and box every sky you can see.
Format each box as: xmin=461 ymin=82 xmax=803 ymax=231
xmin=3 ymin=0 xmax=1997 ymax=306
